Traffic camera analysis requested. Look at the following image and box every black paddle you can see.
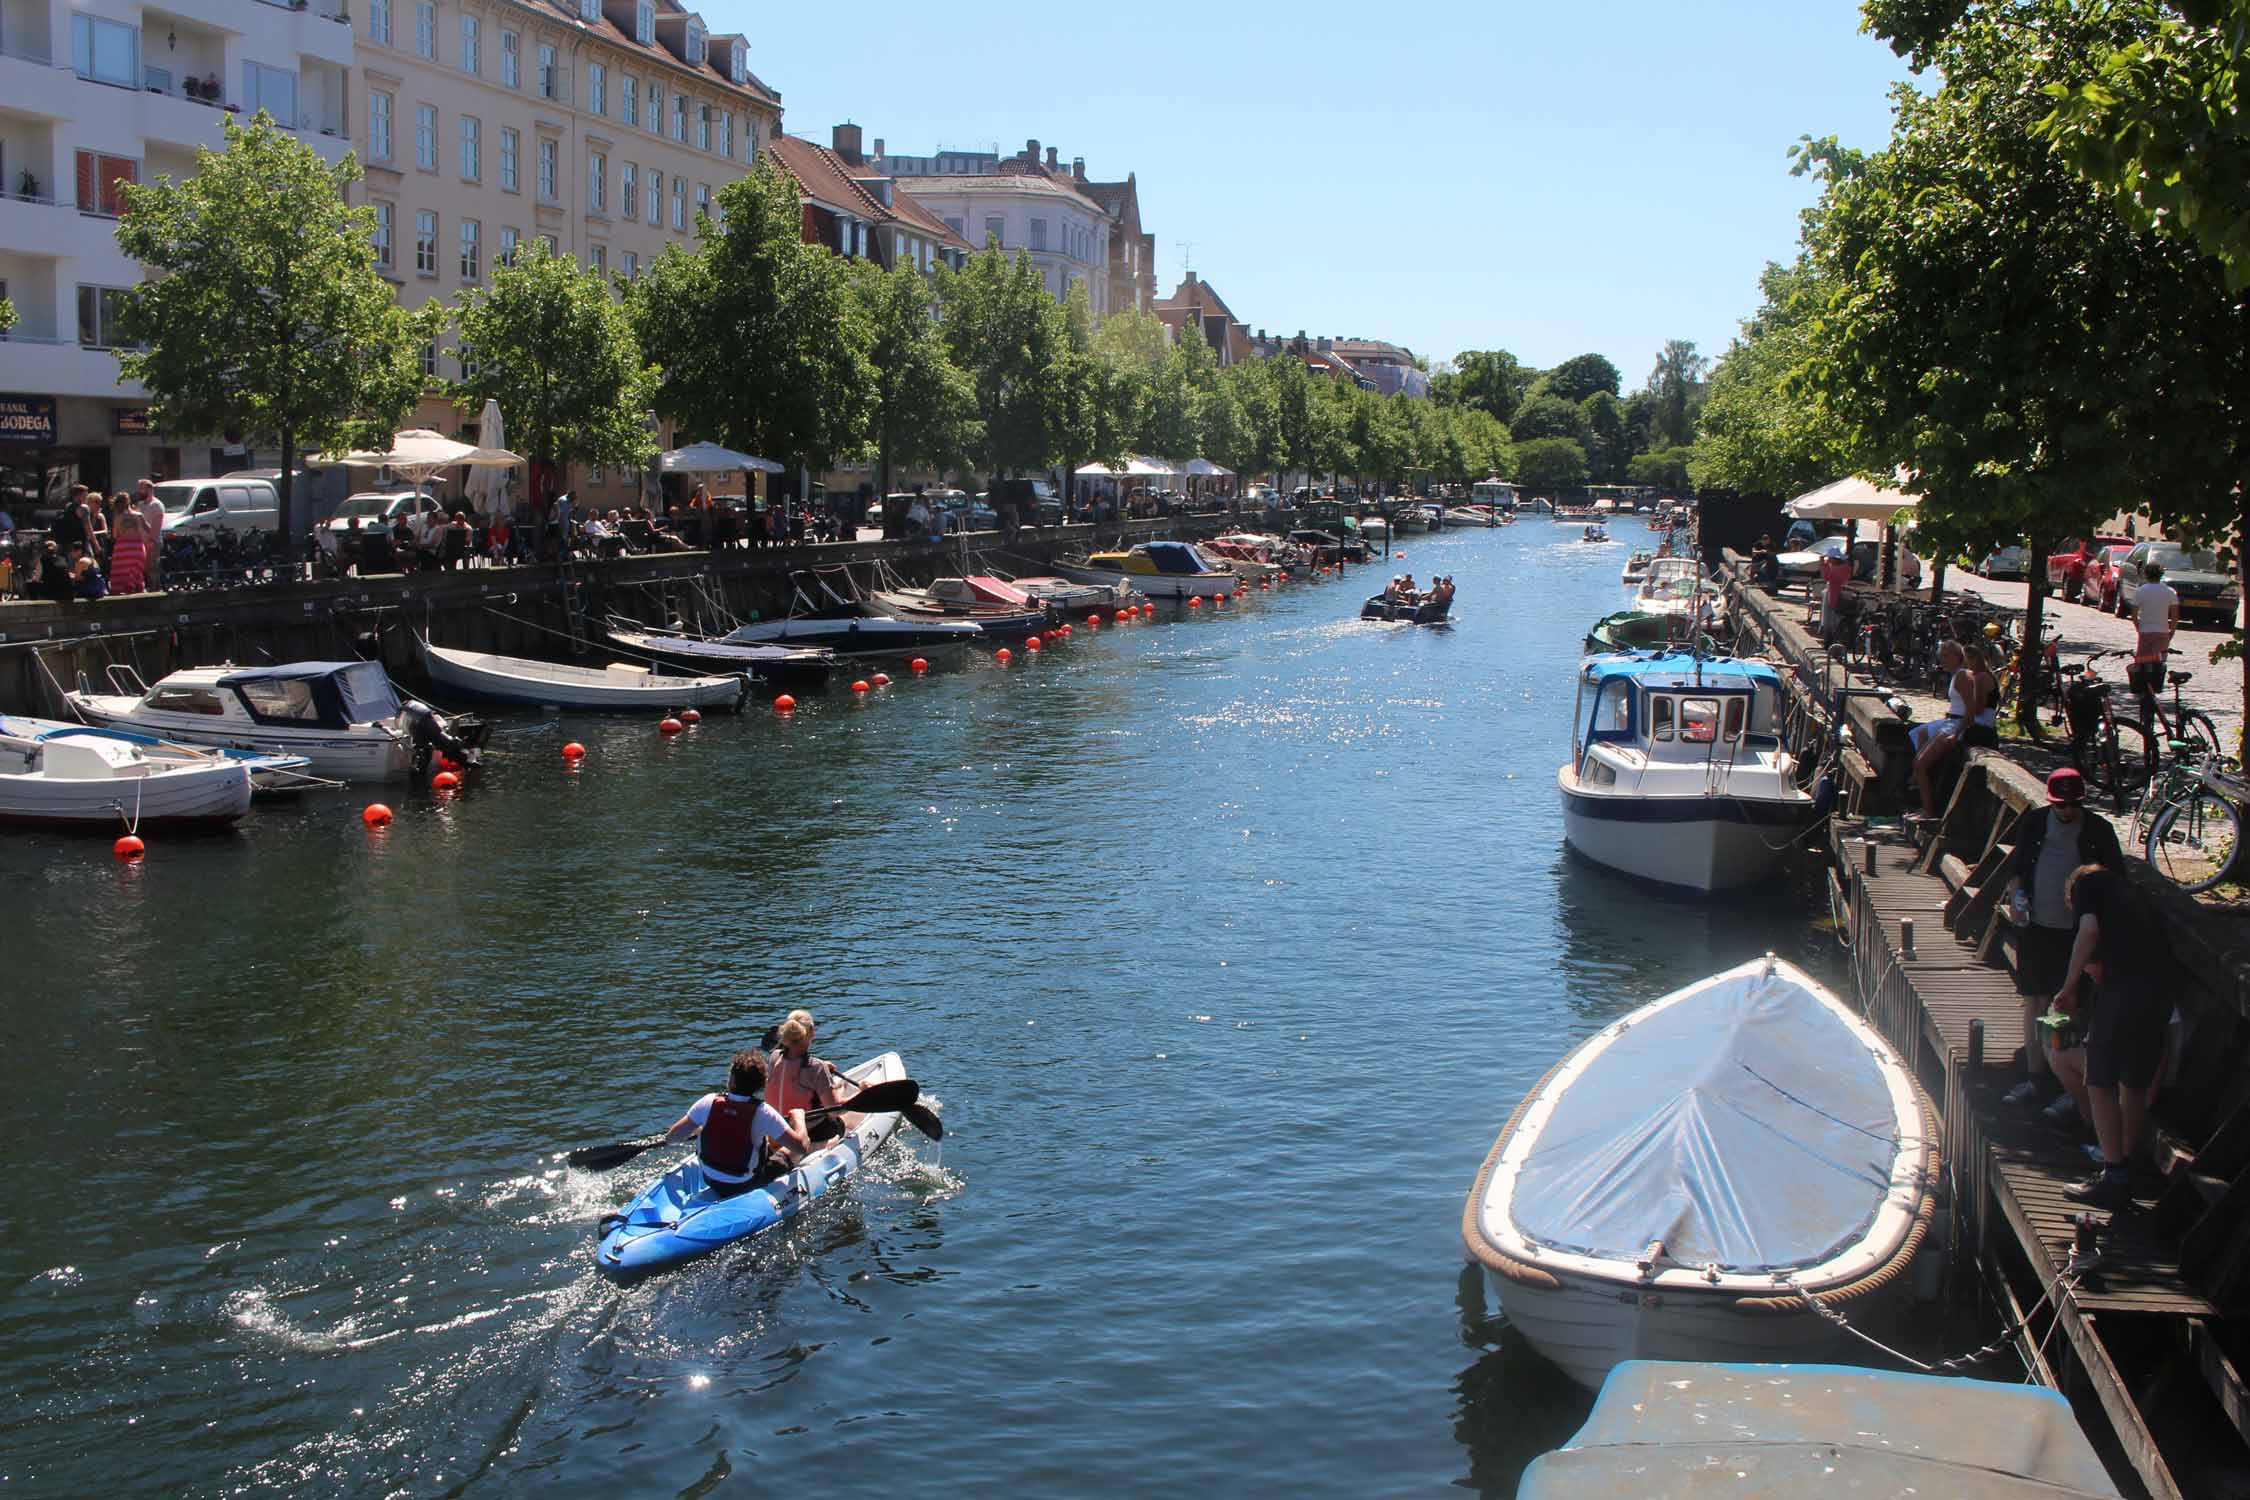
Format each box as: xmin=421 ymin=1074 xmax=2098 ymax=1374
xmin=567 ymin=1078 xmax=923 ymax=1171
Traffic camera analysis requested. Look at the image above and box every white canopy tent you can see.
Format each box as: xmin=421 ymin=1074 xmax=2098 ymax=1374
xmin=1179 ymin=458 xmax=1234 ymax=477
xmin=1074 ymin=456 xmax=1176 ymax=478
xmin=659 ymin=441 xmax=784 ymax=475
xmin=1785 ymin=475 xmax=1919 ymax=523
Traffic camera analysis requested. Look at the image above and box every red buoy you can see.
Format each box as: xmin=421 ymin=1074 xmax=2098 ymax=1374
xmin=561 ymin=741 xmax=587 ymax=760
xmin=433 ymin=752 xmax=460 ymax=773
xmin=113 ymin=834 xmax=144 ymax=862
xmin=362 ymin=803 xmax=394 ymax=828
xmin=1059 ymin=624 xmax=1072 ymax=636
xmin=910 ymin=658 xmax=929 ymax=673
xmin=1188 ymin=596 xmax=1203 ymax=608
xmin=1395 ymin=551 xmax=1407 ymax=560
xmin=1142 ymin=603 xmax=1156 ymax=617
xmin=873 ymin=672 xmax=892 ymax=686
xmin=431 ymin=769 xmax=461 ymax=790
xmin=996 ymin=647 xmax=1013 ymax=663
xmin=852 ymin=679 xmax=871 ymax=694
xmin=1213 ymin=592 xmax=1228 ymax=605
xmin=1087 ymin=613 xmax=1102 ymax=626
xmin=659 ymin=717 xmax=685 ymax=735
xmin=1026 ymin=636 xmax=1041 ymax=651
xmin=1115 ymin=610 xmax=1130 ymax=623
xmin=774 ymin=694 xmax=797 ymax=712
xmin=681 ymin=708 xmax=703 ymax=724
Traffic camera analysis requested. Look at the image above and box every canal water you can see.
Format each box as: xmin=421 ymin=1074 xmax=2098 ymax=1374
xmin=1 ymin=518 xmax=1843 ymax=1496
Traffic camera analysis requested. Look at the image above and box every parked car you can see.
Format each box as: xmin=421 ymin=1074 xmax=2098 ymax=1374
xmin=2085 ymin=543 xmax=2141 ymax=612
xmin=1977 ymin=545 xmax=2029 ymax=580
xmin=2116 ymin=541 xmax=2239 ymax=624
xmin=943 ymin=495 xmax=1000 ymax=533
xmin=1775 ymin=532 xmax=1879 ymax=583
xmin=2046 ymin=534 xmax=2133 ymax=601
xmin=152 ymin=477 xmax=283 ymax=537
xmin=317 ymin=488 xmax=447 ymax=538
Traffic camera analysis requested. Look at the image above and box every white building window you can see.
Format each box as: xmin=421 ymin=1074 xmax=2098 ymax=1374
xmin=537 ymin=43 xmax=557 ymax=99
xmin=588 ymin=151 xmax=606 ymax=213
xmin=1029 ymin=218 xmax=1046 ymax=251
xmin=589 ymin=244 xmax=605 ymax=274
xmin=500 ymin=225 xmax=520 ymax=264
xmin=588 ymin=63 xmax=606 ymax=116
xmin=372 ymin=200 xmax=394 ymax=268
xmin=500 ymin=29 xmax=518 ymax=87
xmin=670 ymin=174 xmax=684 ymax=229
xmin=622 ymin=73 xmax=638 ymax=126
xmin=459 ymin=115 xmax=480 ymax=181
xmin=78 ymin=285 xmax=130 ymax=347
xmin=645 ymin=168 xmax=660 ymax=223
xmin=634 ymin=0 xmax=653 ymax=43
xmin=499 ymin=127 xmax=519 ymax=191
xmin=695 ymin=182 xmax=709 ymax=220
xmin=983 ymin=215 xmax=1003 ymax=247
xmin=685 ymin=23 xmax=704 ymax=63
xmin=415 ymin=104 xmax=437 ymax=170
xmin=698 ymin=103 xmax=711 ymax=152
xmin=459 ymin=217 xmax=480 ymax=281
xmin=727 ymin=39 xmax=745 ymax=84
xmin=370 ymin=90 xmax=394 ymax=162
xmin=720 ymin=110 xmax=733 ymax=158
xmin=589 ymin=461 xmax=604 ymax=482
xmin=369 ymin=0 xmax=392 ymax=46
xmin=421 ymin=340 xmax=438 ymax=376
xmin=537 ymin=138 xmax=558 ymax=201
xmin=243 ymin=63 xmax=297 ymax=127
xmin=71 ymin=15 xmax=138 ymax=89
xmin=623 ymin=251 xmax=637 ymax=278
xmin=415 ymin=210 xmax=438 ymax=275
xmin=579 ymin=0 xmax=598 ymax=19
xmin=671 ymin=92 xmax=686 ymax=142
xmin=621 ymin=162 xmax=637 ymax=220
xmin=645 ymin=80 xmax=661 ymax=134
xmin=459 ymin=15 xmax=479 ymax=74
xmin=414 ymin=1 xmax=434 ymax=59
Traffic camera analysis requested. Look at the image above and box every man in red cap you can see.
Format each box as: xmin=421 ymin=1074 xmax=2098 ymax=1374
xmin=2000 ymin=766 xmax=2122 ymax=1117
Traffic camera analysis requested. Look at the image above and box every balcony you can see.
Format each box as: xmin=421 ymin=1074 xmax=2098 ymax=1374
xmin=0 ymin=329 xmax=143 ymax=400
xmin=65 ymin=76 xmax=352 ymax=165
xmin=0 ymin=191 xmax=136 ymax=272
xmin=0 ymin=42 xmax=80 ymax=121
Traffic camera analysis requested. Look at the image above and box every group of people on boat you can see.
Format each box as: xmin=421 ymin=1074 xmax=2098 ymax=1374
xmin=664 ymin=1011 xmax=863 ymax=1199
xmin=1383 ymin=573 xmax=1455 ymax=610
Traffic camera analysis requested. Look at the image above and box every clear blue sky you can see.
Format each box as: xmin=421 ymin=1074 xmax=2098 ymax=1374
xmin=718 ymin=0 xmax=1911 ymax=382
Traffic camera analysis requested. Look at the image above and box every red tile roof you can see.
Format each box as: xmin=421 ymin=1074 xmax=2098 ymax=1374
xmin=766 ymin=133 xmax=890 ymax=221
xmin=516 ymin=0 xmax=780 ymax=109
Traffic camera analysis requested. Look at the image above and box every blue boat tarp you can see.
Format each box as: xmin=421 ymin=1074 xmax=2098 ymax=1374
xmin=1138 ymin=541 xmax=1216 ymax=575
xmin=1518 ymin=1362 xmax=2123 ymax=1498
xmin=1510 ymin=965 xmax=1898 ymax=1272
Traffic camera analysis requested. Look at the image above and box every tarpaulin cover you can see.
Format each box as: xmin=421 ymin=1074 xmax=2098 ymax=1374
xmin=1518 ymin=1362 xmax=2122 ymax=1499
xmin=1509 ymin=967 xmax=1899 ymax=1272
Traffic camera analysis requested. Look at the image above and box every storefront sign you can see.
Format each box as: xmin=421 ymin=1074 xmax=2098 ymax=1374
xmin=114 ymin=407 xmax=153 ymax=436
xmin=0 ymin=395 xmax=57 ymax=445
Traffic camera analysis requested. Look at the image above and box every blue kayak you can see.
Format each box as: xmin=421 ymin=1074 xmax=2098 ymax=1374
xmin=596 ymin=1052 xmax=907 ymax=1282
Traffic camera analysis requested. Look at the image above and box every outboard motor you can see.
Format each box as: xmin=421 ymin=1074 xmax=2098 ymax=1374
xmin=400 ymin=697 xmax=478 ymax=774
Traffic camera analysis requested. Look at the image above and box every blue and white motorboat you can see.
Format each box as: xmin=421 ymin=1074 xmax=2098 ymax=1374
xmin=1053 ymin=541 xmax=1238 ymax=600
xmin=1518 ymin=1361 xmax=2122 ymax=1497
xmin=1464 ymin=956 xmax=1935 ymax=1390
xmin=596 ymin=1052 xmax=909 ymax=1281
xmin=1558 ymin=651 xmax=1820 ymax=891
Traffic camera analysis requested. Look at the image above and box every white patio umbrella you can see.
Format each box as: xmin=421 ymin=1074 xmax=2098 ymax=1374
xmin=1180 ymin=458 xmax=1234 ymax=477
xmin=315 ymin=428 xmax=524 ymax=484
xmin=1785 ymin=474 xmax=1919 ymax=522
xmin=1073 ymin=456 xmax=1174 ymax=478
xmin=464 ymin=400 xmax=512 ymax=517
xmin=660 ymin=441 xmax=784 ymax=474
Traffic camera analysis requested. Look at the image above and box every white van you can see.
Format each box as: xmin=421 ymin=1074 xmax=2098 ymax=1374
xmin=154 ymin=477 xmax=282 ymax=537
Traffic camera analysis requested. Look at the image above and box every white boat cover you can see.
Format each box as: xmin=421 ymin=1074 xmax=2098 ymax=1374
xmin=1518 ymin=1361 xmax=2122 ymax=1498
xmin=1511 ymin=966 xmax=1897 ymax=1272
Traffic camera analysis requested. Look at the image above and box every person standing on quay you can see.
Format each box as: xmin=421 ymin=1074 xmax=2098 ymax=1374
xmin=1818 ymin=545 xmax=1852 ymax=642
xmin=106 ymin=499 xmax=147 ymax=594
xmin=2129 ymin=561 xmax=2180 ymax=728
xmin=137 ymin=477 xmax=165 ymax=592
xmin=2001 ymin=768 xmax=2121 ymax=1118
xmin=2055 ymin=862 xmax=2170 ymax=1210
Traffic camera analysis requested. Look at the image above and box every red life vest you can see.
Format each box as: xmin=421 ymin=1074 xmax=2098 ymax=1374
xmin=698 ymin=1093 xmax=764 ymax=1180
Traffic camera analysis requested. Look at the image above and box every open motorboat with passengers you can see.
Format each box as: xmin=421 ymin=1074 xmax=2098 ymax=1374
xmin=1464 ymin=955 xmax=1936 ymax=1391
xmin=1635 ymin=555 xmax=1722 ymax=632
xmin=1558 ymin=651 xmax=1822 ymax=891
xmin=1053 ymin=540 xmax=1238 ymax=600
xmin=64 ymin=660 xmax=487 ymax=782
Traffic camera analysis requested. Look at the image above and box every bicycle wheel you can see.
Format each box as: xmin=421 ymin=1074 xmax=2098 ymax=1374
xmin=2147 ymin=788 xmax=2244 ymax=893
xmin=2181 ymin=710 xmax=2225 ymax=768
xmin=2109 ymin=719 xmax=2154 ymax=806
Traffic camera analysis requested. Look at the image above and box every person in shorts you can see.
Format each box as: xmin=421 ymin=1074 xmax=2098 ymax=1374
xmin=2002 ymin=768 xmax=2122 ymax=1112
xmin=2054 ymin=863 xmax=2168 ymax=1210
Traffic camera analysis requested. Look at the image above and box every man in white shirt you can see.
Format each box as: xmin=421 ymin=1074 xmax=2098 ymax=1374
xmin=136 ymin=478 xmax=166 ymax=591
xmin=2130 ymin=561 xmax=2180 ymax=724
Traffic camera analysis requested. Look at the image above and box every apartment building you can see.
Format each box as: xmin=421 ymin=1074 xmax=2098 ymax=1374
xmin=0 ymin=0 xmax=355 ymax=500
xmin=354 ymin=0 xmax=782 ymax=505
xmin=892 ymin=140 xmax=1112 ymax=314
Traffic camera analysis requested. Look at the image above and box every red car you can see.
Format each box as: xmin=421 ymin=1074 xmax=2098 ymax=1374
xmin=2047 ymin=534 xmax=2133 ymax=603
xmin=2083 ymin=542 xmax=2142 ymax=611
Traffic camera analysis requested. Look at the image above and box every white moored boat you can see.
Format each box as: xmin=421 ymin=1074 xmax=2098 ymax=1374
xmin=1558 ymin=652 xmax=1821 ymax=892
xmin=1463 ymin=955 xmax=1936 ymax=1391
xmin=419 ymin=638 xmax=749 ymax=712
xmin=0 ymin=715 xmax=254 ymax=829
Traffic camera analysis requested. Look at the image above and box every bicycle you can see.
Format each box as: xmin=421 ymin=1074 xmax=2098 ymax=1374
xmin=2054 ymin=652 xmax=2154 ymax=810
xmin=2135 ymin=739 xmax=2245 ymax=893
xmin=2131 ymin=651 xmax=2223 ymax=772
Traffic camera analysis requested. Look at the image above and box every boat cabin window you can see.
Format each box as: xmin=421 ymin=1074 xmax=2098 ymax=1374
xmin=149 ymin=686 xmax=227 ymax=715
xmin=1679 ymin=698 xmax=1721 ymax=743
xmin=1724 ymin=697 xmax=1747 ymax=740
xmin=1587 ymin=678 xmax=1633 ymax=739
xmin=235 ymin=677 xmax=323 ymax=722
xmin=1579 ymin=754 xmax=1617 ymax=787
xmin=1649 ymin=696 xmax=1675 ymax=741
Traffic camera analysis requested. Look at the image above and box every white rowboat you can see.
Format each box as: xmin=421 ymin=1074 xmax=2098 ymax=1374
xmin=419 ymin=639 xmax=748 ymax=711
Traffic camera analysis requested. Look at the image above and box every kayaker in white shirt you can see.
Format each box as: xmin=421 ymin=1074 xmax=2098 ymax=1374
xmin=663 ymin=1049 xmax=811 ymax=1197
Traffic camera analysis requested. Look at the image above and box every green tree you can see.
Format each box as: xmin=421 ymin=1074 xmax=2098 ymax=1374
xmin=935 ymin=248 xmax=1079 ymax=478
xmin=452 ymin=238 xmax=658 ymax=493
xmin=1266 ymin=355 xmax=1336 ymax=487
xmin=849 ymin=259 xmax=979 ymax=496
xmin=1511 ymin=392 xmax=1586 ymax=443
xmin=1627 ymin=445 xmax=1696 ymax=490
xmin=1515 ymin=437 xmax=1589 ymax=492
xmin=627 ymin=164 xmax=872 ymax=476
xmin=1642 ymin=339 xmax=1709 ymax=449
xmin=113 ymin=113 xmax=438 ymax=555
xmin=1690 ymin=259 xmax=1856 ymax=497
xmin=1536 ymin=352 xmax=1622 ymax=404
xmin=1579 ymin=391 xmax=1630 ymax=483
xmin=1432 ymin=348 xmax=1532 ymax=423
xmin=0 ymin=296 xmax=15 ymax=334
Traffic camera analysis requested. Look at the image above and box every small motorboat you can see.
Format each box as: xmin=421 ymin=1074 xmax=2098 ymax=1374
xmin=1582 ymin=609 xmax=1719 ymax=657
xmin=602 ymin=627 xmax=837 ymax=692
xmin=1558 ymin=652 xmax=1822 ymax=890
xmin=1463 ymin=955 xmax=1935 ymax=1391
xmin=1581 ymin=522 xmax=1609 ymax=543
xmin=5 ymin=714 xmax=315 ymax=795
xmin=722 ymin=612 xmax=985 ymax=658
xmin=1053 ymin=541 xmax=1238 ymax=600
xmin=1361 ymin=591 xmax=1452 ymax=624
xmin=419 ymin=638 xmax=749 ymax=712
xmin=596 ymin=1052 xmax=910 ymax=1281
xmin=1635 ymin=556 xmax=1722 ymax=631
xmin=1620 ymin=550 xmax=1654 ymax=585
xmin=1518 ymin=1361 xmax=2122 ymax=1498
xmin=0 ymin=714 xmax=254 ymax=829
xmin=867 ymin=578 xmax=1052 ymax=638
xmin=64 ymin=660 xmax=487 ymax=782
xmin=998 ymin=573 xmax=1142 ymax=613
xmin=1391 ymin=506 xmax=1430 ymax=533
xmin=1553 ymin=504 xmax=1597 ymax=522
xmin=1202 ymin=534 xmax=1286 ymax=582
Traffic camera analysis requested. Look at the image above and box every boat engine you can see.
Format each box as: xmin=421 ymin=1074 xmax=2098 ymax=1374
xmin=400 ymin=698 xmax=483 ymax=773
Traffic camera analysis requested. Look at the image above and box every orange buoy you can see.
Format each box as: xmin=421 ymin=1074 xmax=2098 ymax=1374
xmin=852 ymin=679 xmax=871 ymax=694
xmin=1213 ymin=592 xmax=1228 ymax=605
xmin=1142 ymin=603 xmax=1156 ymax=617
xmin=681 ymin=708 xmax=702 ymax=724
xmin=561 ymin=741 xmax=587 ymax=761
xmin=1188 ymin=596 xmax=1202 ymax=608
xmin=1114 ymin=610 xmax=1130 ymax=623
xmin=996 ymin=647 xmax=1013 ymax=663
xmin=873 ymin=672 xmax=892 ymax=686
xmin=659 ymin=716 xmax=685 ymax=735
xmin=362 ymin=803 xmax=393 ymax=828
xmin=113 ymin=834 xmax=145 ymax=862
xmin=774 ymin=694 xmax=797 ymax=712
xmin=431 ymin=769 xmax=461 ymax=790
xmin=1087 ymin=613 xmax=1102 ymax=626
xmin=1026 ymin=636 xmax=1041 ymax=651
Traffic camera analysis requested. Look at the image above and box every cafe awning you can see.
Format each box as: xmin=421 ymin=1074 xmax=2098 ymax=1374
xmin=1785 ymin=475 xmax=1919 ymax=523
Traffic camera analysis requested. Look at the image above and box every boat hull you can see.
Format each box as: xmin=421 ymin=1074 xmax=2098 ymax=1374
xmin=603 ymin=632 xmax=835 ymax=692
xmin=1051 ymin=564 xmax=1237 ymax=599
xmin=0 ymin=761 xmax=251 ymax=829
xmin=724 ymin=618 xmax=983 ymax=658
xmin=595 ymin=1053 xmax=908 ymax=1281
xmin=423 ymin=642 xmax=748 ymax=711
xmin=1559 ymin=774 xmax=1811 ymax=891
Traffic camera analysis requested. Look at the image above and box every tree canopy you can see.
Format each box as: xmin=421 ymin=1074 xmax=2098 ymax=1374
xmin=1535 ymin=353 xmax=1622 ymax=404
xmin=849 ymin=259 xmax=978 ymax=495
xmin=1515 ymin=436 xmax=1590 ymax=492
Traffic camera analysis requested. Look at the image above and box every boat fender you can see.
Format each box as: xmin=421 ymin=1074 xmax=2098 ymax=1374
xmin=1810 ymin=774 xmax=1839 ymax=820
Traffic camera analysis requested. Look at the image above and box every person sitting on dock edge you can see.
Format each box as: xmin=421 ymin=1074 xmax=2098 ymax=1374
xmin=2001 ymin=767 xmax=2122 ymax=1119
xmin=662 ymin=1049 xmax=812 ymax=1198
